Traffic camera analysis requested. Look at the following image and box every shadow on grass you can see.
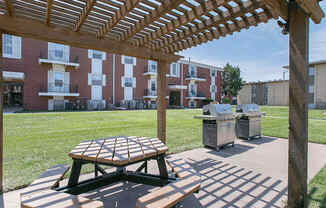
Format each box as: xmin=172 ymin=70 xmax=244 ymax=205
xmin=308 ymin=187 xmax=326 ymax=208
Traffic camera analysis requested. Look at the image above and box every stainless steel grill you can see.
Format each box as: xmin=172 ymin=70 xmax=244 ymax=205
xmin=235 ymin=104 xmax=263 ymax=140
xmin=195 ymin=104 xmax=236 ymax=151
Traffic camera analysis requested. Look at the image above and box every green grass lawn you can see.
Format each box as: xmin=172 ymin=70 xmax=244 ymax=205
xmin=3 ymin=107 xmax=326 ymax=207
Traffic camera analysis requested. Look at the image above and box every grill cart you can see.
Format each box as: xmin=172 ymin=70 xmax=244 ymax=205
xmin=195 ymin=104 xmax=236 ymax=151
xmin=235 ymin=104 xmax=264 ymax=140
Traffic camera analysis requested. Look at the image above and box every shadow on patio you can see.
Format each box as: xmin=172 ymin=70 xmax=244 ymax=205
xmin=78 ymin=156 xmax=288 ymax=208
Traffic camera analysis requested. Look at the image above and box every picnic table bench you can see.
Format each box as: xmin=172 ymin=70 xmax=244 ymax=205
xmin=136 ymin=157 xmax=201 ymax=208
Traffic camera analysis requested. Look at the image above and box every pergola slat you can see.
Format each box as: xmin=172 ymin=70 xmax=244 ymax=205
xmin=97 ymin=0 xmax=141 ymax=39
xmin=121 ymin=0 xmax=184 ymax=42
xmin=74 ymin=0 xmax=97 ymax=32
xmin=137 ymin=0 xmax=219 ymax=47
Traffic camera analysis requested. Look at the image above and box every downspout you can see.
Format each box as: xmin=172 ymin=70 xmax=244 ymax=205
xmin=112 ymin=54 xmax=116 ymax=105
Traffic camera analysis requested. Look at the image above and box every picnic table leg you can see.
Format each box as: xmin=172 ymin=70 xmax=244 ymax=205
xmin=68 ymin=160 xmax=83 ymax=187
xmin=95 ymin=163 xmax=99 ymax=177
xmin=157 ymin=155 xmax=168 ymax=178
xmin=145 ymin=160 xmax=148 ymax=174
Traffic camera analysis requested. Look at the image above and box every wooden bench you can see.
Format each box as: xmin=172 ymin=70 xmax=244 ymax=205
xmin=20 ymin=164 xmax=104 ymax=208
xmin=136 ymin=158 xmax=200 ymax=208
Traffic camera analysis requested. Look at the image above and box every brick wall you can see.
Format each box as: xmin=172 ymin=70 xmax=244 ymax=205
xmin=2 ymin=37 xmax=222 ymax=110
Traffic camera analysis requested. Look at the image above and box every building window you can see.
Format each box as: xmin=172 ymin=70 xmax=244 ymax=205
xmin=148 ymin=60 xmax=157 ymax=73
xmin=151 ymin=81 xmax=156 ymax=91
xmin=54 ymin=72 xmax=64 ymax=88
xmin=309 ymin=67 xmax=315 ymax=76
xmin=189 ymin=101 xmax=196 ymax=108
xmin=48 ymin=42 xmax=69 ymax=62
xmin=210 ymin=85 xmax=216 ymax=93
xmin=2 ymin=34 xmax=21 ymax=59
xmin=309 ymin=85 xmax=314 ymax=93
xmin=211 ymin=70 xmax=217 ymax=77
xmin=188 ymin=65 xmax=197 ymax=77
xmin=89 ymin=50 xmax=106 ymax=60
xmin=124 ymin=77 xmax=133 ymax=87
xmin=170 ymin=63 xmax=180 ymax=77
xmin=91 ymin=74 xmax=103 ymax=86
xmin=189 ymin=83 xmax=196 ymax=96
xmin=123 ymin=56 xmax=135 ymax=65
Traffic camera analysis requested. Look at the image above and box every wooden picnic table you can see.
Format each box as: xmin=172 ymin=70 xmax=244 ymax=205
xmin=59 ymin=136 xmax=172 ymax=195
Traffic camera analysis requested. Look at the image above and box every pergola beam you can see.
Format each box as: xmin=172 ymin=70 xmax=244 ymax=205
xmin=4 ymin=0 xmax=13 ymax=16
xmin=46 ymin=0 xmax=53 ymax=25
xmin=121 ymin=0 xmax=184 ymax=42
xmin=74 ymin=0 xmax=97 ymax=32
xmin=0 ymin=15 xmax=181 ymax=62
xmin=296 ymin=0 xmax=325 ymax=24
xmin=97 ymin=0 xmax=141 ymax=39
xmin=263 ymin=0 xmax=289 ymax=21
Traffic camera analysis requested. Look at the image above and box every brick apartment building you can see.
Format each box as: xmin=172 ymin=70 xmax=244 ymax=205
xmin=1 ymin=34 xmax=223 ymax=111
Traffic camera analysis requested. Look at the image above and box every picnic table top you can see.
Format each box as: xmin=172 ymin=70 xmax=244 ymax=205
xmin=69 ymin=136 xmax=168 ymax=166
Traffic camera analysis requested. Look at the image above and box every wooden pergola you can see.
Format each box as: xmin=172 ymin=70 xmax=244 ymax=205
xmin=0 ymin=0 xmax=324 ymax=207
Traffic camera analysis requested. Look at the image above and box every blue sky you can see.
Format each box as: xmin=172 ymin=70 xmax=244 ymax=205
xmin=179 ymin=2 xmax=326 ymax=82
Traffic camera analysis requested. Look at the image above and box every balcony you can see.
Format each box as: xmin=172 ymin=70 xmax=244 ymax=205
xmin=186 ymin=91 xmax=206 ymax=100
xmin=143 ymin=66 xmax=157 ymax=76
xmin=143 ymin=89 xmax=157 ymax=99
xmin=39 ymin=82 xmax=80 ymax=97
xmin=38 ymin=50 xmax=80 ymax=68
xmin=185 ymin=73 xmax=206 ymax=82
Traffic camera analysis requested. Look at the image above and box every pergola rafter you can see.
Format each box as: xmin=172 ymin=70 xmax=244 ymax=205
xmin=46 ymin=0 xmax=53 ymax=25
xmin=4 ymin=0 xmax=13 ymax=16
xmin=74 ymin=0 xmax=97 ymax=32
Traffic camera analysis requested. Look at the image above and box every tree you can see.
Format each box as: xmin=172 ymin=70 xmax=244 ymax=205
xmin=222 ymin=63 xmax=245 ymax=103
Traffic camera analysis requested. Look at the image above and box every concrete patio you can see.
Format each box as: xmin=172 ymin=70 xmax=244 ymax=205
xmin=1 ymin=136 xmax=326 ymax=208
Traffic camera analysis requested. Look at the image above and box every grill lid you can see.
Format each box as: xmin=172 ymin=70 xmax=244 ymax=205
xmin=236 ymin=104 xmax=259 ymax=113
xmin=203 ymin=104 xmax=233 ymax=116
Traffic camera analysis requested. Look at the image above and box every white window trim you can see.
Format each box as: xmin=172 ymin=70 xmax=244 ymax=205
xmin=170 ymin=63 xmax=180 ymax=77
xmin=121 ymin=55 xmax=136 ymax=65
xmin=2 ymin=34 xmax=22 ymax=59
xmin=188 ymin=64 xmax=197 ymax=76
xmin=309 ymin=85 xmax=314 ymax=94
xmin=88 ymin=49 xmax=106 ymax=60
xmin=148 ymin=60 xmax=157 ymax=73
xmin=48 ymin=42 xmax=70 ymax=62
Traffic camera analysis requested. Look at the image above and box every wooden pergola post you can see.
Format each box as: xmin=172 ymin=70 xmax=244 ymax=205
xmin=0 ymin=31 xmax=3 ymax=193
xmin=157 ymin=59 xmax=168 ymax=144
xmin=288 ymin=1 xmax=309 ymax=207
